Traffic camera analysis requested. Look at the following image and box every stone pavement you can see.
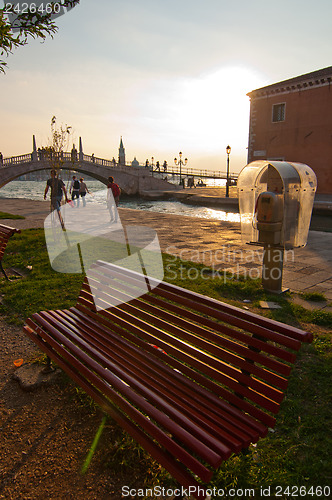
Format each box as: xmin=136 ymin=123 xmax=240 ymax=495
xmin=0 ymin=198 xmax=331 ymax=303
xmin=120 ymin=208 xmax=332 ymax=304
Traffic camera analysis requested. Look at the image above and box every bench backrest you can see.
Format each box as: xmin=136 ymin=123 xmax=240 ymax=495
xmin=0 ymin=224 xmax=21 ymax=260
xmin=24 ymin=259 xmax=313 ymax=493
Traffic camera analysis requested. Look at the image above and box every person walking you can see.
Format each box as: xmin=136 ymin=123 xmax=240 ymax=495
xmin=107 ymin=176 xmax=121 ymax=222
xmin=79 ymin=177 xmax=90 ymax=207
xmin=70 ymin=175 xmax=80 ymax=206
xmin=44 ymin=169 xmax=68 ymax=212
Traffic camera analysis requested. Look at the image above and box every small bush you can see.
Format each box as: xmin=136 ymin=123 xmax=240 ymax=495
xmin=302 ymin=291 xmax=326 ymax=302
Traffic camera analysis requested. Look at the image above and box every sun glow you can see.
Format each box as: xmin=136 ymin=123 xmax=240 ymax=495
xmin=134 ymin=65 xmax=266 ymax=171
xmin=177 ymin=66 xmax=265 ymax=148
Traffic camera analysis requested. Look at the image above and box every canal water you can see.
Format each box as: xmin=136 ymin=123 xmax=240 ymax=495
xmin=0 ymin=180 xmax=330 ymax=232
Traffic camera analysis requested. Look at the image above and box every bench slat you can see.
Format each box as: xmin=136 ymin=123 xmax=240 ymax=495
xmin=154 ymin=287 xmax=302 ymax=351
xmin=137 ymin=293 xmax=297 ymax=365
xmin=83 ymin=279 xmax=293 ymax=379
xmin=85 ymin=263 xmax=305 ymax=352
xmin=23 ymin=325 xmax=209 ymax=495
xmin=23 ymin=260 xmax=313 ymax=494
xmin=78 ymin=286 xmax=283 ymax=414
xmin=80 ymin=282 xmax=286 ymax=403
xmin=25 ymin=317 xmax=216 ymax=482
xmin=75 ymin=297 xmax=277 ymax=429
xmin=93 ymin=261 xmax=312 ymax=343
xmin=27 ymin=311 xmax=224 ymax=470
xmin=35 ymin=309 xmax=237 ymax=461
xmin=52 ymin=309 xmax=240 ymax=456
xmin=83 ymin=280 xmax=289 ymax=396
xmin=0 ymin=224 xmax=21 ymax=279
xmin=68 ymin=305 xmax=268 ymax=436
xmin=54 ymin=307 xmax=256 ymax=451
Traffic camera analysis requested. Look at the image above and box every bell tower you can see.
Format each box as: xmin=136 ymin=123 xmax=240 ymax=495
xmin=118 ymin=137 xmax=125 ymax=166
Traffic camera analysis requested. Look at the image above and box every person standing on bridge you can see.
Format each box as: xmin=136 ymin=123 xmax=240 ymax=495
xmin=71 ymin=144 xmax=77 ymax=163
xmin=44 ymin=169 xmax=68 ymax=212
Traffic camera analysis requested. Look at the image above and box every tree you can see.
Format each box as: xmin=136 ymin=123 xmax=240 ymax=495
xmin=0 ymin=1 xmax=80 ymax=73
xmin=43 ymin=115 xmax=73 ymax=174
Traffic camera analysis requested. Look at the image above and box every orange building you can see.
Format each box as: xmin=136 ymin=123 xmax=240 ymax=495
xmin=247 ymin=66 xmax=332 ymax=194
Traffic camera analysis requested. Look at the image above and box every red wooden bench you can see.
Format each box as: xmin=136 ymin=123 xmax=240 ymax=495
xmin=23 ymin=261 xmax=312 ymax=498
xmin=0 ymin=223 xmax=21 ymax=280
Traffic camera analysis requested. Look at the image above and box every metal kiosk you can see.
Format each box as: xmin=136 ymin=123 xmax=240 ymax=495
xmin=237 ymin=161 xmax=317 ymax=293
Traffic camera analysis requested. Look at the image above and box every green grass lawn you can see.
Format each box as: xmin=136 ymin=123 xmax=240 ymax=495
xmin=0 ymin=211 xmax=25 ymax=219
xmin=0 ymin=228 xmax=331 ymax=498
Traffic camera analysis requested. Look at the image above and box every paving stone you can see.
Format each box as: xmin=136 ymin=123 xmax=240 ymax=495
xmin=259 ymin=301 xmax=282 ymax=309
xmin=290 ymin=295 xmax=327 ymax=311
xmin=0 ymin=198 xmax=331 ymax=298
xmin=285 ymin=281 xmax=312 ymax=292
xmin=297 ymin=266 xmax=322 ymax=275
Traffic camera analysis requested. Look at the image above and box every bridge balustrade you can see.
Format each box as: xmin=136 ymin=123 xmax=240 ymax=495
xmin=164 ymin=165 xmax=233 ymax=180
xmin=0 ymin=150 xmax=238 ymax=182
xmin=37 ymin=151 xmax=72 ymax=162
xmin=3 ymin=154 xmax=33 ymax=166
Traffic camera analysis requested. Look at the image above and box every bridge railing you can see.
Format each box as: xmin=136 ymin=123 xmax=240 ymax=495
xmin=82 ymin=154 xmax=117 ymax=167
xmin=161 ymin=165 xmax=238 ymax=180
xmin=2 ymin=153 xmax=33 ymax=166
xmin=37 ymin=151 xmax=73 ymax=162
xmin=83 ymin=154 xmax=151 ymax=171
xmin=1 ymin=151 xmax=75 ymax=165
xmin=1 ymin=151 xmax=238 ymax=181
xmin=148 ymin=165 xmax=238 ymax=181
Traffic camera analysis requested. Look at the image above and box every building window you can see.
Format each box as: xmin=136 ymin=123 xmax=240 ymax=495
xmin=272 ymin=103 xmax=286 ymax=122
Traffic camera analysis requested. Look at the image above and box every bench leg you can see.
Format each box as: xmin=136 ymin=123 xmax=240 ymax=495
xmin=41 ymin=356 xmax=56 ymax=374
xmin=0 ymin=260 xmax=10 ymax=281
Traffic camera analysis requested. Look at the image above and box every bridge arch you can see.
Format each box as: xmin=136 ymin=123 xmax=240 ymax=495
xmin=0 ymin=153 xmax=178 ymax=195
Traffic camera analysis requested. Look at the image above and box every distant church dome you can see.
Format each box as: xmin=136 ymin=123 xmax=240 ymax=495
xmin=131 ymin=157 xmax=139 ymax=167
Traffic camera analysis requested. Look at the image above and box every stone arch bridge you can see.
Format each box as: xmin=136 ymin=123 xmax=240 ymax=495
xmin=0 ymin=137 xmax=178 ymax=196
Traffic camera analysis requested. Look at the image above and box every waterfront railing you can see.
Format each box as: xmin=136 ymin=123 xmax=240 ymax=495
xmin=1 ymin=152 xmax=238 ymax=181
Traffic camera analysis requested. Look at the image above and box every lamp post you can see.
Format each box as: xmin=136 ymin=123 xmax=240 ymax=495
xmin=174 ymin=151 xmax=188 ymax=186
xmin=226 ymin=145 xmax=231 ymax=198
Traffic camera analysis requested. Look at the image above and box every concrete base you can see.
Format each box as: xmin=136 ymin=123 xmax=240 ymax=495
xmin=12 ymin=363 xmax=61 ymax=392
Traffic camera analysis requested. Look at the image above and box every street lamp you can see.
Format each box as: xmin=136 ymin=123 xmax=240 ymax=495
xmin=174 ymin=151 xmax=188 ymax=186
xmin=226 ymin=145 xmax=231 ymax=198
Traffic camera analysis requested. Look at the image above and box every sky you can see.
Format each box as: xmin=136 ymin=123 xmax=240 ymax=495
xmin=1 ymin=0 xmax=332 ymax=174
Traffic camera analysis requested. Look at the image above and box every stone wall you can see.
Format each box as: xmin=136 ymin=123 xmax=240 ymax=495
xmin=248 ymin=84 xmax=332 ymax=194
